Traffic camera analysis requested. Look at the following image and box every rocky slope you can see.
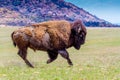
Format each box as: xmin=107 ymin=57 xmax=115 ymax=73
xmin=0 ymin=0 xmax=118 ymax=27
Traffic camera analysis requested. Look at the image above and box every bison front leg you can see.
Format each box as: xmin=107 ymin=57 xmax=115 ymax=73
xmin=47 ymin=50 xmax=58 ymax=64
xmin=18 ymin=48 xmax=34 ymax=68
xmin=58 ymin=49 xmax=73 ymax=66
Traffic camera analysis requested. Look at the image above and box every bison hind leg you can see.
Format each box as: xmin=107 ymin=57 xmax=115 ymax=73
xmin=18 ymin=48 xmax=34 ymax=68
xmin=47 ymin=50 xmax=58 ymax=64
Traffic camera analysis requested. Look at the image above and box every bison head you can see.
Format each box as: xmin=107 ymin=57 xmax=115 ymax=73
xmin=71 ymin=20 xmax=87 ymax=50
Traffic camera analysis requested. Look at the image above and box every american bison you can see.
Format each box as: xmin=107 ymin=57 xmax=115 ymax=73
xmin=11 ymin=20 xmax=87 ymax=68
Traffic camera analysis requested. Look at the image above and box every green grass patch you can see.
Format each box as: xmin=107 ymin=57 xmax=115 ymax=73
xmin=0 ymin=27 xmax=120 ymax=80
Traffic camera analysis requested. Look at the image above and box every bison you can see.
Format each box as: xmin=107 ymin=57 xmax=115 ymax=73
xmin=11 ymin=20 xmax=87 ymax=68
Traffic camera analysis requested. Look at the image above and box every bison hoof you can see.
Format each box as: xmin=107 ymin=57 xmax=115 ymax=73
xmin=68 ymin=62 xmax=73 ymax=66
xmin=47 ymin=59 xmax=52 ymax=64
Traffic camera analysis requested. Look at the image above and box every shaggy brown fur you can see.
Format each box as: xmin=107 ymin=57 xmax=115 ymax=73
xmin=32 ymin=20 xmax=71 ymax=49
xmin=11 ymin=20 xmax=87 ymax=68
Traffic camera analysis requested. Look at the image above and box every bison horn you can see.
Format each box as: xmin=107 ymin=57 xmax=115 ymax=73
xmin=77 ymin=26 xmax=81 ymax=33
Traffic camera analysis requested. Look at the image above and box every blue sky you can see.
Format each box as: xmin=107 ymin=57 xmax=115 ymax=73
xmin=65 ymin=0 xmax=120 ymax=24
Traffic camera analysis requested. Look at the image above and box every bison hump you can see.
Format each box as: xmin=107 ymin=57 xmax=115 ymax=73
xmin=47 ymin=21 xmax=71 ymax=48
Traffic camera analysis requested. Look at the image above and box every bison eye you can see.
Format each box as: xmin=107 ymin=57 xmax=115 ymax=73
xmin=80 ymin=34 xmax=83 ymax=37
xmin=79 ymin=31 xmax=85 ymax=38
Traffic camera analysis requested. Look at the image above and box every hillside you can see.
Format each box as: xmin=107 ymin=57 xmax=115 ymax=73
xmin=0 ymin=0 xmax=118 ymax=27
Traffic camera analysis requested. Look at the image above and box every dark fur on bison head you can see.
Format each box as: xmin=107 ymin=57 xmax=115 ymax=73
xmin=71 ymin=20 xmax=87 ymax=50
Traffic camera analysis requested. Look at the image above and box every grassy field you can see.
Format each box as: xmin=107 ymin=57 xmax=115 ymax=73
xmin=0 ymin=27 xmax=120 ymax=80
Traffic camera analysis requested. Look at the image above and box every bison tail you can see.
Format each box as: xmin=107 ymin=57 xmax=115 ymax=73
xmin=11 ymin=32 xmax=16 ymax=47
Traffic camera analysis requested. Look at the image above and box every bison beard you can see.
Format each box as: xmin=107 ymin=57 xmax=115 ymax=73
xmin=11 ymin=20 xmax=87 ymax=68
